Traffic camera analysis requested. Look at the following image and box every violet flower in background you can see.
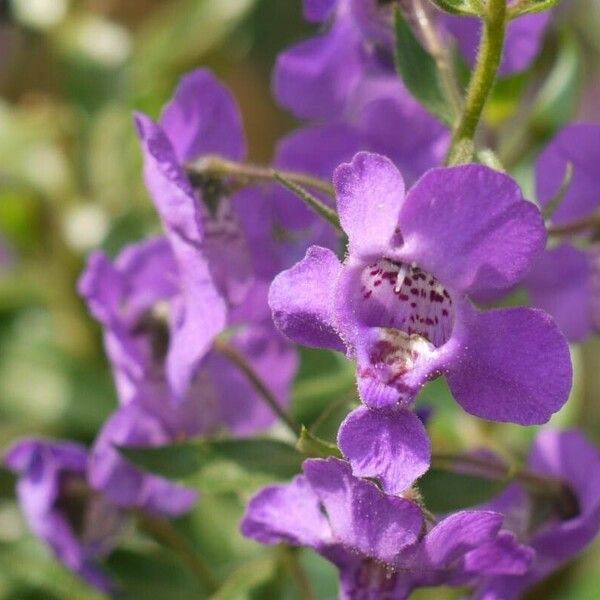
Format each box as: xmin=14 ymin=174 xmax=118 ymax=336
xmin=4 ymin=439 xmax=127 ymax=593
xmin=88 ymin=324 xmax=297 ymax=517
xmin=242 ymin=457 xmax=533 ymax=600
xmin=132 ymin=68 xmax=270 ymax=398
xmin=80 ymin=236 xmax=297 ymax=515
xmin=275 ymin=0 xmax=552 ymax=123
xmin=270 ymin=152 xmax=572 ymax=492
xmin=275 ymin=0 xmax=449 ymax=186
xmin=526 ymin=124 xmax=600 ymax=341
xmin=442 ymin=8 xmax=551 ymax=76
xmin=474 ymin=429 xmax=600 ymax=599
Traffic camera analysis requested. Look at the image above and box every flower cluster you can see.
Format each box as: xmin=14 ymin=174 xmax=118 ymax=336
xmin=4 ymin=0 xmax=600 ymax=598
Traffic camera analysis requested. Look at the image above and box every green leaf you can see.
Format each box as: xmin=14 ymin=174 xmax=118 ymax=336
xmin=429 ymin=0 xmax=482 ymax=16
xmin=120 ymin=438 xmax=303 ymax=483
xmin=530 ymin=31 xmax=582 ymax=139
xmin=543 ymin=161 xmax=573 ymax=220
xmin=419 ymin=469 xmax=508 ymax=513
xmin=394 ymin=8 xmax=452 ymax=124
xmin=211 ymin=557 xmax=276 ymax=600
xmin=296 ymin=427 xmax=342 ymax=459
xmin=509 ymin=0 xmax=562 ymax=18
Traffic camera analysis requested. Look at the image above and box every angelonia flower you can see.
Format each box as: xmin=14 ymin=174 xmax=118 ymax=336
xmin=270 ymin=152 xmax=572 ymax=492
xmin=80 ymin=236 xmax=297 ymax=515
xmin=474 ymin=429 xmax=600 ymax=599
xmin=242 ymin=457 xmax=533 ymax=600
xmin=4 ymin=439 xmax=127 ymax=592
xmin=275 ymin=1 xmax=449 ymax=185
xmin=131 ymin=69 xmax=252 ymax=398
xmin=275 ymin=0 xmax=551 ymax=122
xmin=525 ymin=124 xmax=600 ymax=341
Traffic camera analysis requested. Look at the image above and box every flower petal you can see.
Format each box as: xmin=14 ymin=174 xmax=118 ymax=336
xmin=304 ymin=457 xmax=423 ymax=562
xmin=421 ymin=511 xmax=503 ymax=568
xmin=354 ymin=77 xmax=448 ymax=185
xmin=526 ymin=244 xmax=592 ymax=342
xmin=304 ymin=0 xmax=338 ymax=22
xmin=135 ymin=115 xmax=227 ymax=397
xmin=334 ymin=152 xmax=405 ymax=256
xmin=536 ymin=123 xmax=600 ymax=225
xmin=269 ymin=245 xmax=345 ymax=352
xmin=160 ymin=68 xmax=246 ymax=163
xmin=274 ymin=122 xmax=364 ymax=231
xmin=337 ymin=406 xmax=431 ymax=494
xmin=397 ymin=165 xmax=545 ymax=296
xmin=89 ymin=403 xmax=198 ymax=517
xmin=134 ymin=112 xmax=204 ymax=247
xmin=241 ymin=474 xmax=330 ymax=549
xmin=274 ymin=17 xmax=365 ymax=120
xmin=447 ymin=306 xmax=572 ymax=425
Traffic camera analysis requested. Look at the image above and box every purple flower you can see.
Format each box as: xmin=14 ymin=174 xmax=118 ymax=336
xmin=131 ymin=68 xmax=268 ymax=397
xmin=474 ymin=429 xmax=600 ymax=599
xmin=270 ymin=152 xmax=572 ymax=492
xmin=80 ymin=235 xmax=297 ymax=515
xmin=525 ymin=124 xmax=600 ymax=341
xmin=88 ymin=322 xmax=298 ymax=517
xmin=274 ymin=1 xmax=448 ymax=184
xmin=4 ymin=439 xmax=127 ymax=592
xmin=275 ymin=0 xmax=551 ymax=123
xmin=242 ymin=457 xmax=533 ymax=599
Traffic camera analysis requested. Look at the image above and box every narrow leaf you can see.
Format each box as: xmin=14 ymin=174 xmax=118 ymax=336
xmin=296 ymin=427 xmax=342 ymax=459
xmin=543 ymin=161 xmax=573 ymax=220
xmin=120 ymin=438 xmax=303 ymax=482
xmin=394 ymin=7 xmax=452 ymax=124
xmin=509 ymin=0 xmax=562 ymax=18
xmin=419 ymin=469 xmax=508 ymax=512
xmin=429 ymin=0 xmax=481 ymax=16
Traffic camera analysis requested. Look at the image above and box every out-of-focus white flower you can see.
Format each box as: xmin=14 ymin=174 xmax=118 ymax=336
xmin=62 ymin=204 xmax=109 ymax=251
xmin=74 ymin=17 xmax=131 ymax=67
xmin=10 ymin=0 xmax=68 ymax=30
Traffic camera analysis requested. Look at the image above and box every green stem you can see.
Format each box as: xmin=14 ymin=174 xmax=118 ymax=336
xmin=446 ymin=0 xmax=508 ymax=165
xmin=213 ymin=338 xmax=302 ymax=437
xmin=547 ymin=208 xmax=600 ymax=237
xmin=279 ymin=547 xmax=316 ymax=600
xmin=432 ymin=452 xmax=569 ymax=497
xmin=273 ymin=171 xmax=341 ymax=231
xmin=186 ymin=156 xmax=335 ymax=198
xmin=138 ymin=514 xmax=219 ymax=593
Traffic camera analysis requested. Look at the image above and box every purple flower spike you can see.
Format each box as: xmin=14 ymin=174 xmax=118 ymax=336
xmin=4 ymin=439 xmax=127 ymax=592
xmin=474 ymin=430 xmax=600 ymax=599
xmin=242 ymin=457 xmax=533 ymax=599
xmin=270 ymin=152 xmax=572 ymax=490
xmin=525 ymin=124 xmax=600 ymax=341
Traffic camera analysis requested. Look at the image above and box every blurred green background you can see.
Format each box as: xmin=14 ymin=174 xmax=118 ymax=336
xmin=0 ymin=0 xmax=600 ymax=598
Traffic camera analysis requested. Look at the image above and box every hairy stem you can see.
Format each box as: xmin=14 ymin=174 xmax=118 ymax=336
xmin=186 ymin=156 xmax=335 ymax=198
xmin=446 ymin=0 xmax=508 ymax=165
xmin=213 ymin=338 xmax=302 ymax=437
